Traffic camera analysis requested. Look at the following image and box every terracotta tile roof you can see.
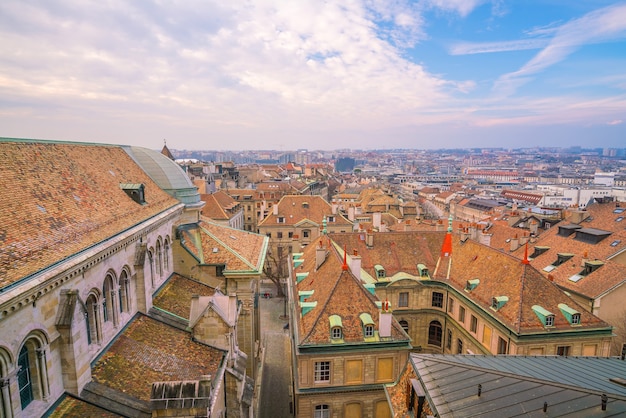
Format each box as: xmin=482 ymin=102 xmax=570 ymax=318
xmin=152 ymin=273 xmax=216 ymax=319
xmin=180 ymin=220 xmax=267 ymax=272
xmin=91 ymin=314 xmax=224 ymax=401
xmin=446 ymin=239 xmax=609 ymax=334
xmin=330 ymin=231 xmax=443 ymax=279
xmin=200 ymin=193 xmax=230 ymax=220
xmin=331 ymin=231 xmax=609 ymax=334
xmin=295 ymin=240 xmax=409 ymax=345
xmin=0 ymin=140 xmax=180 ymax=289
xmin=47 ymin=394 xmax=123 ymax=418
xmin=259 ymin=195 xmax=352 ymax=227
xmin=511 ymin=201 xmax=626 ymax=298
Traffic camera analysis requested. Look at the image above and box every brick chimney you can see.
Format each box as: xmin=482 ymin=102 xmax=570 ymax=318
xmin=510 ymin=234 xmax=519 ymax=252
xmin=316 ymin=240 xmax=327 ymax=270
xmin=273 ymin=204 xmax=279 ymax=216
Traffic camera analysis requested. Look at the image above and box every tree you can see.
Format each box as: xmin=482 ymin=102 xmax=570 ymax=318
xmin=263 ymin=248 xmax=285 ymax=298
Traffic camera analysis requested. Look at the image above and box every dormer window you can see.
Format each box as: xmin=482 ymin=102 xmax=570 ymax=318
xmin=532 ymin=305 xmax=555 ymax=327
xmin=374 ymin=265 xmax=386 ymax=278
xmin=359 ymin=313 xmax=376 ymax=340
xmin=465 ymin=279 xmax=479 ymax=292
xmin=277 ymin=216 xmax=285 ymax=223
xmin=329 ymin=315 xmax=343 ymax=340
xmin=530 ymin=246 xmax=550 ymax=259
xmin=553 ymin=253 xmax=574 ymax=267
xmin=580 ymin=260 xmax=604 ymax=276
xmin=302 ymin=202 xmax=309 ymax=208
xmin=558 ymin=303 xmax=581 ymax=325
xmin=491 ymin=296 xmax=509 ymax=311
xmin=120 ymin=183 xmax=145 ymax=204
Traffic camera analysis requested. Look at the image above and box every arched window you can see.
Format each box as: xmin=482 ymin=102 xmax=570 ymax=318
xmin=103 ymin=273 xmax=118 ymax=326
xmin=18 ymin=345 xmax=33 ymax=408
xmin=428 ymin=321 xmax=442 ymax=346
xmin=17 ymin=336 xmax=49 ymax=411
xmin=119 ymin=269 xmax=131 ymax=313
xmin=163 ymin=237 xmax=170 ymax=271
xmin=147 ymin=249 xmax=155 ymax=287
xmin=156 ymin=239 xmax=163 ymax=278
xmin=86 ymin=293 xmax=102 ymax=345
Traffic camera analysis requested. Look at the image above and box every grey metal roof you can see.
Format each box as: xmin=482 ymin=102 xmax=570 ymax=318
xmin=411 ymin=354 xmax=626 ymax=417
xmin=123 ymin=146 xmax=202 ymax=206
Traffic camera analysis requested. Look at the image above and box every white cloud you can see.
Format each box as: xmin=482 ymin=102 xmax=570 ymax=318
xmin=494 ymin=3 xmax=626 ymax=95
xmin=426 ymin=0 xmax=485 ymax=17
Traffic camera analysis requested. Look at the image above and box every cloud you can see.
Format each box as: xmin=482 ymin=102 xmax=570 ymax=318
xmin=426 ymin=0 xmax=485 ymax=18
xmin=607 ymin=119 xmax=623 ymax=125
xmin=494 ymin=3 xmax=626 ymax=95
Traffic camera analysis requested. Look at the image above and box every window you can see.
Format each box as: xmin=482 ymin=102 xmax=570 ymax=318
xmin=448 ymin=297 xmax=454 ymax=313
xmin=497 ymin=337 xmax=508 ymax=354
xmin=482 ymin=326 xmax=492 ymax=347
xmin=315 ymin=404 xmax=330 ymax=418
xmin=314 ymin=361 xmax=330 ymax=382
xmin=364 ymin=324 xmax=374 ymax=338
xmin=377 ymin=358 xmax=394 ymax=382
xmin=277 ymin=216 xmax=285 ymax=223
xmin=288 ymin=231 xmax=293 ymax=238
xmin=86 ymin=293 xmax=101 ymax=345
xmin=266 ymin=233 xmax=271 ymax=238
xmin=470 ymin=315 xmax=478 ymax=333
xmin=446 ymin=330 xmax=452 ymax=350
xmin=398 ymin=292 xmax=409 ymax=307
xmin=457 ymin=338 xmax=463 ymax=354
xmin=431 ymin=292 xmax=443 ymax=308
xmin=399 ymin=320 xmax=409 ymax=333
xmin=556 ymin=346 xmax=570 ymax=356
xmin=458 ymin=306 xmax=466 ymax=323
xmin=428 ymin=321 xmax=442 ymax=346
xmin=119 ymin=270 xmax=131 ymax=313
xmin=277 ymin=232 xmax=283 ymax=239
xmin=328 ymin=216 xmax=335 ymax=222
xmin=572 ymin=313 xmax=581 ymax=325
xmin=545 ymin=314 xmax=554 ymax=327
xmin=331 ymin=327 xmax=342 ymax=339
xmin=346 ymin=360 xmax=363 ymax=384
xmin=303 ymin=230 xmax=310 ymax=238
xmin=18 ymin=345 xmax=33 ymax=408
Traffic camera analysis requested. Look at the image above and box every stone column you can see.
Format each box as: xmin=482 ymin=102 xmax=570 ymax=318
xmin=1 ymin=377 xmax=12 ymax=418
xmin=36 ymin=348 xmax=50 ymax=401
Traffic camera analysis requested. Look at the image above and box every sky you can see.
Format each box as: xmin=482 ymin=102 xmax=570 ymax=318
xmin=1 ymin=1 xmax=626 ymax=151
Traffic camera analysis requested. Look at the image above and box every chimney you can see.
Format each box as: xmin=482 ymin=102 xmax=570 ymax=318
xmin=331 ymin=203 xmax=338 ymax=215
xmin=529 ymin=219 xmax=539 ymax=235
xmin=581 ymin=251 xmax=588 ymax=267
xmin=469 ymin=223 xmax=478 ymax=240
xmin=460 ymin=227 xmax=470 ymax=242
xmin=316 ymin=240 xmax=327 ymax=269
xmin=366 ymin=229 xmax=374 ymax=248
xmin=273 ymin=204 xmax=278 ymax=216
xmin=379 ymin=301 xmax=392 ymax=338
xmin=510 ymin=234 xmax=519 ymax=252
xmin=350 ymin=249 xmax=362 ymax=280
xmin=404 ymin=219 xmax=411 ymax=232
xmin=373 ymin=212 xmax=382 ymax=229
xmin=436 ymin=219 xmax=444 ymax=232
xmin=348 ymin=206 xmax=355 ymax=221
xmin=570 ymin=210 xmax=589 ymax=224
xmin=520 ymin=233 xmax=529 ymax=246
xmin=479 ymin=231 xmax=492 ymax=247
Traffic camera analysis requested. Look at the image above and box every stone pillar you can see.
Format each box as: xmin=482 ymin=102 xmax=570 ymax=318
xmin=1 ymin=377 xmax=12 ymax=418
xmin=36 ymin=348 xmax=50 ymax=401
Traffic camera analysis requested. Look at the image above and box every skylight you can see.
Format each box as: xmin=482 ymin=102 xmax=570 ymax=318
xmin=611 ymin=240 xmax=622 ymax=247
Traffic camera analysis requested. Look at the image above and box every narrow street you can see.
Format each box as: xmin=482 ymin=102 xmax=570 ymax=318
xmin=257 ymin=282 xmax=293 ymax=418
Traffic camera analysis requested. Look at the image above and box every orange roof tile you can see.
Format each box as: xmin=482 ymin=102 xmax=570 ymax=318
xmin=152 ymin=273 xmax=216 ymax=319
xmin=0 ymin=140 xmax=180 ymax=288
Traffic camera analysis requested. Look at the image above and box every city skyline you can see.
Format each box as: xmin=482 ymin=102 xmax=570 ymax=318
xmin=1 ymin=1 xmax=625 ymax=150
